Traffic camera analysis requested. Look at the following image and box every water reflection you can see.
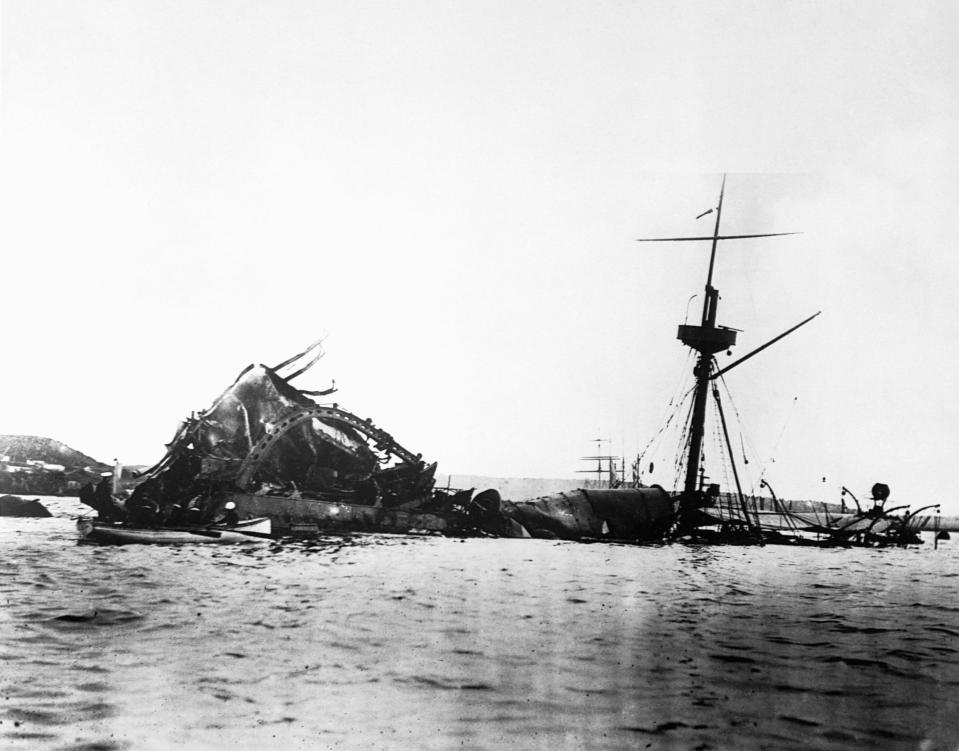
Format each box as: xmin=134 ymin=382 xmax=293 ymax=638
xmin=679 ymin=541 xmax=723 ymax=570
xmin=2 ymin=498 xmax=959 ymax=749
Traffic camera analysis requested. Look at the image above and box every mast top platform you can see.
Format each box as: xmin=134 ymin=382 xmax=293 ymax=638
xmin=677 ymin=324 xmax=737 ymax=354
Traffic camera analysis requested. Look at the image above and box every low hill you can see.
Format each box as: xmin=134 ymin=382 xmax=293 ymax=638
xmin=0 ymin=435 xmax=106 ymax=469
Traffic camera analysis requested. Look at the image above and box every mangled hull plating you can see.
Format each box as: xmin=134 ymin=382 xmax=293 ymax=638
xmin=82 ymin=343 xmax=470 ymax=534
xmin=79 ymin=343 xmax=692 ymax=542
xmin=228 ymin=492 xmax=469 ymax=535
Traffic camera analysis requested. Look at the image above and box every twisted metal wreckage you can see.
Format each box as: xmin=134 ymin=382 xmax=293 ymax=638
xmin=76 ymin=335 xmax=949 ymax=547
xmin=81 ymin=341 xmax=458 ymax=534
xmin=77 ymin=340 xmax=677 ymax=541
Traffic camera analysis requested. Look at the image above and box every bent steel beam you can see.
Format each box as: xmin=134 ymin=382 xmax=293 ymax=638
xmin=235 ymin=405 xmax=421 ymax=489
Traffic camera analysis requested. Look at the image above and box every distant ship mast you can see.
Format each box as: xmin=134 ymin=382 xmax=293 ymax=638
xmin=638 ymin=175 xmax=818 ymax=533
xmin=578 ymin=438 xmax=621 ymax=487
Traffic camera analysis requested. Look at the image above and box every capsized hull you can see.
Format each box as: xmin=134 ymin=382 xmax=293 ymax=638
xmin=77 ymin=517 xmax=272 ymax=544
xmin=499 ymin=487 xmax=676 ymax=540
xmin=227 ymin=493 xmax=469 ymax=536
xmin=0 ymin=494 xmax=52 ymax=518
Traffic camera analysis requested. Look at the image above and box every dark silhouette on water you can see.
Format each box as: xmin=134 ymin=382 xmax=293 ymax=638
xmin=0 ymin=494 xmax=51 ymax=517
xmin=637 ymin=176 xmax=935 ymax=547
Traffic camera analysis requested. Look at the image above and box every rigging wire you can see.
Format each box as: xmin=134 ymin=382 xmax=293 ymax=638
xmin=710 ymin=370 xmax=768 ymax=529
xmin=635 ymin=386 xmax=691 ymax=468
xmin=632 ymin=348 xmax=695 ymax=484
xmin=708 ymin=394 xmax=734 ymax=523
xmin=672 ymin=389 xmax=697 ymax=491
xmin=759 ymin=395 xmax=799 ymax=482
xmin=635 ymin=378 xmax=696 ymax=485
xmin=720 ymin=379 xmax=807 ymax=533
xmin=716 ymin=371 xmax=764 ymax=496
xmin=672 ymin=389 xmax=696 ymax=488
xmin=673 ymin=349 xmax=696 ymax=403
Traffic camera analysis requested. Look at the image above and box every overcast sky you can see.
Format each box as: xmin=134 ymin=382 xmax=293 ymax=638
xmin=1 ymin=1 xmax=957 ymax=510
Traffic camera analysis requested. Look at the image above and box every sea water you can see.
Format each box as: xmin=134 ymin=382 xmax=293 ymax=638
xmin=2 ymin=496 xmax=958 ymax=751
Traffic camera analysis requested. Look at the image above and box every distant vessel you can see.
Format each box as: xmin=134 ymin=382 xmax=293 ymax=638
xmin=577 ymin=438 xmax=626 ymax=488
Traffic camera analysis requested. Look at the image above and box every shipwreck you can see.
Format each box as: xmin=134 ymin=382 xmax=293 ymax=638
xmin=77 ymin=339 xmax=681 ymax=542
xmin=623 ymin=175 xmax=950 ymax=547
xmin=81 ymin=341 xmax=476 ymax=536
xmin=457 ymin=175 xmax=958 ymax=547
xmin=78 ymin=178 xmax=953 ymax=547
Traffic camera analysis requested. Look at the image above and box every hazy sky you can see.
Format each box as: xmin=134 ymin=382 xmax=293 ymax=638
xmin=2 ymin=1 xmax=957 ymax=510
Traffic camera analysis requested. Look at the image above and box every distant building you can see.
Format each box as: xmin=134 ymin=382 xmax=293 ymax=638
xmin=26 ymin=460 xmax=66 ymax=472
xmin=3 ymin=464 xmax=34 ymax=474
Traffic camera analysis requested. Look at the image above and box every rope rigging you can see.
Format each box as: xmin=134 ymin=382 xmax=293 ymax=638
xmin=759 ymin=394 xmax=799 ymax=482
xmin=671 ymin=388 xmax=697 ymax=490
xmin=715 ymin=370 xmax=765 ymax=497
xmin=633 ymin=351 xmax=696 ymax=486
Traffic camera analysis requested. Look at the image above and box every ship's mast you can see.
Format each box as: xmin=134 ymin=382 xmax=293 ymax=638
xmin=683 ymin=176 xmax=730 ymax=501
xmin=673 ymin=177 xmax=739 ymax=525
xmin=638 ymin=175 xmax=807 ymax=533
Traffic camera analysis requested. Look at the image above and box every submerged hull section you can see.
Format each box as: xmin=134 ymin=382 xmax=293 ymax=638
xmin=696 ymin=495 xmax=959 ymax=545
xmin=228 ymin=493 xmax=469 ymax=535
xmin=499 ymin=487 xmax=675 ymax=540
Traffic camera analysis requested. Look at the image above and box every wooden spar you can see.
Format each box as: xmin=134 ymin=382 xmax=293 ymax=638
xmin=704 ymin=175 xmax=726 ymax=313
xmin=711 ymin=311 xmax=821 ymax=381
xmin=636 ymin=232 xmax=800 ymax=243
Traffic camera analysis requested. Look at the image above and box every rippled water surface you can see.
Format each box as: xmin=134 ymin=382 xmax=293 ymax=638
xmin=2 ymin=496 xmax=959 ymax=750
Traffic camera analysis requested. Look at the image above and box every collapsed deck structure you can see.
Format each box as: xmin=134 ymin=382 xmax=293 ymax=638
xmin=81 ymin=341 xmax=475 ymax=535
xmin=79 ymin=338 xmax=684 ymax=540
